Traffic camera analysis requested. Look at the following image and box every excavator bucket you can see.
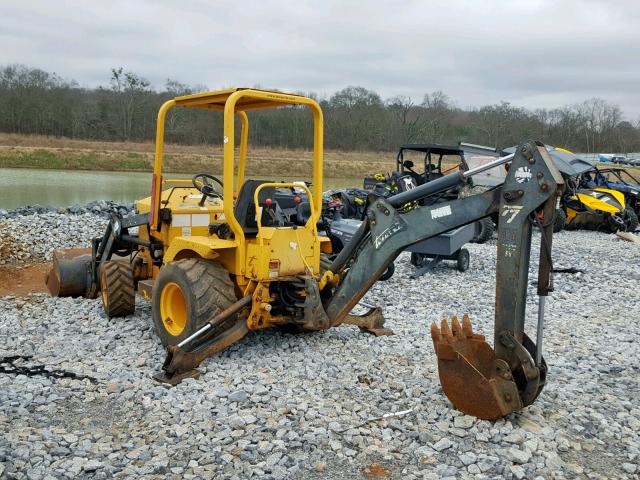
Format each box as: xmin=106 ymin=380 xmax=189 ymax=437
xmin=431 ymin=315 xmax=522 ymax=420
xmin=45 ymin=248 xmax=97 ymax=298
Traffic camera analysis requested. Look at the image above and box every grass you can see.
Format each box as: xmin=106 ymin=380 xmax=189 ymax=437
xmin=3 ymin=133 xmax=637 ymax=179
xmin=0 ymin=149 xmax=150 ymax=171
xmin=0 ymin=133 xmax=396 ymax=178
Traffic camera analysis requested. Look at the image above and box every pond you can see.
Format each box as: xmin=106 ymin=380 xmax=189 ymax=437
xmin=0 ymin=168 xmax=364 ymax=209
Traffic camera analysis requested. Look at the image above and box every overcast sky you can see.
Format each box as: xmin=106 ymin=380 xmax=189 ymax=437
xmin=2 ymin=0 xmax=639 ymax=118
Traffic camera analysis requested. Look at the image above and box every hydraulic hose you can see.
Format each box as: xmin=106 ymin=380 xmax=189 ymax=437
xmin=388 ymin=172 xmax=465 ymax=208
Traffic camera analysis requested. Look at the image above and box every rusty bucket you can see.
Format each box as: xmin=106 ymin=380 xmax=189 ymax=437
xmin=431 ymin=314 xmax=522 ymax=420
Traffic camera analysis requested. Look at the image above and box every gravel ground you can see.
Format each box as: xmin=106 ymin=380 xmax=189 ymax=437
xmin=0 ymin=210 xmax=639 ymax=479
xmin=0 ymin=201 xmax=130 ymax=265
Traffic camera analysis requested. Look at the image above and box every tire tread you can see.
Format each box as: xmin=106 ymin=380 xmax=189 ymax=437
xmin=101 ymin=261 xmax=135 ymax=318
xmin=152 ymin=259 xmax=237 ymax=346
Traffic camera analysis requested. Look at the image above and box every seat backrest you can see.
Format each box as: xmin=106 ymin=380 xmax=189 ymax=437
xmin=234 ymin=180 xmax=274 ymax=235
xmin=273 ymin=190 xmax=299 ymax=210
xmin=295 ymin=201 xmax=312 ymax=226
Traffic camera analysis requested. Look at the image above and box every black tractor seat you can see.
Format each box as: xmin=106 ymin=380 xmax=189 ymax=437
xmin=235 ymin=180 xmax=301 ymax=234
xmin=235 ymin=180 xmax=274 ymax=234
xmin=295 ymin=201 xmax=312 ymax=226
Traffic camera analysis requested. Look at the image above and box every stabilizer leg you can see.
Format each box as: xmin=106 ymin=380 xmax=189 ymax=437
xmin=154 ymin=318 xmax=249 ymax=385
xmin=340 ymin=307 xmax=393 ymax=336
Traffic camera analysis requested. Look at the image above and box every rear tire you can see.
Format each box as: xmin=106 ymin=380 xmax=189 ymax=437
xmin=410 ymin=252 xmax=426 ymax=268
xmin=152 ymin=259 xmax=237 ymax=346
xmin=553 ymin=209 xmax=567 ymax=233
xmin=100 ymin=261 xmax=135 ymax=318
xmin=471 ymin=218 xmax=494 ymax=244
xmin=623 ymin=208 xmax=639 ymax=232
xmin=378 ymin=262 xmax=395 ymax=281
xmin=456 ymin=248 xmax=470 ymax=272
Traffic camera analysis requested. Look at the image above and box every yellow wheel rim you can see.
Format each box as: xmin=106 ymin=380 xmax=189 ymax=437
xmin=160 ymin=282 xmax=188 ymax=336
xmin=101 ymin=269 xmax=108 ymax=308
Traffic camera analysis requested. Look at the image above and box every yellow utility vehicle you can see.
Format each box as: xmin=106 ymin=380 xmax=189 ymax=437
xmin=48 ymin=88 xmax=566 ymax=420
xmin=561 ymin=184 xmax=630 ymax=231
xmin=545 ymin=147 xmax=635 ymax=232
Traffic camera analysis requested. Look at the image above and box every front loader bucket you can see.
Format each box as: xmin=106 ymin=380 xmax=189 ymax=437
xmin=431 ymin=315 xmax=522 ymax=420
xmin=45 ymin=248 xmax=97 ymax=299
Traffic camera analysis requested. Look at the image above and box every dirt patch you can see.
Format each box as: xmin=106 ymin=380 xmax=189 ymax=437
xmin=0 ymin=263 xmax=49 ymax=296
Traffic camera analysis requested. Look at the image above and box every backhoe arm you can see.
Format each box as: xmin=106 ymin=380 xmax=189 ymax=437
xmin=324 ymin=187 xmax=503 ymax=321
xmin=324 ymin=141 xmax=564 ymax=419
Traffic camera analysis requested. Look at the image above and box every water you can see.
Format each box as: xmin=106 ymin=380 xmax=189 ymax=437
xmin=0 ymin=168 xmax=363 ymax=209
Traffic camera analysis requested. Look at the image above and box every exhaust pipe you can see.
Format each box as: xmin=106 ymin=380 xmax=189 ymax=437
xmin=45 ymin=248 xmax=98 ymax=298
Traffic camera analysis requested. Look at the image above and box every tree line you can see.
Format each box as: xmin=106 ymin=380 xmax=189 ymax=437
xmin=1 ymin=64 xmax=638 ymax=154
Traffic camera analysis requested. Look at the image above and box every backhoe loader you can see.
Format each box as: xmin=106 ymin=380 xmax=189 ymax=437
xmin=47 ymin=88 xmax=564 ymax=420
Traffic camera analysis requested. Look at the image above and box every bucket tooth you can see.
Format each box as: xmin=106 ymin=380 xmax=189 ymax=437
xmin=451 ymin=315 xmax=462 ymax=336
xmin=462 ymin=314 xmax=473 ymax=337
xmin=440 ymin=318 xmax=452 ymax=338
xmin=430 ymin=322 xmax=440 ymax=340
xmin=431 ymin=315 xmax=522 ymax=420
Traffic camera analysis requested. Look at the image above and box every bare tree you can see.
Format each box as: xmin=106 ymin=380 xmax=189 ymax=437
xmin=421 ymin=91 xmax=455 ymax=142
xmin=110 ymin=67 xmax=150 ymax=140
xmin=387 ymin=96 xmax=423 ymax=143
xmin=1 ymin=64 xmax=639 ymax=153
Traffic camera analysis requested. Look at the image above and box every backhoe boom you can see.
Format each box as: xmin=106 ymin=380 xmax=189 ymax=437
xmin=324 ymin=141 xmax=563 ymax=418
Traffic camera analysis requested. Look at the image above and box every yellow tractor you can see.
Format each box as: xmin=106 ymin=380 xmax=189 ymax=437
xmin=47 ymin=88 xmax=566 ymax=420
xmin=47 ymin=88 xmax=387 ymax=361
xmin=121 ymin=89 xmax=333 ymax=346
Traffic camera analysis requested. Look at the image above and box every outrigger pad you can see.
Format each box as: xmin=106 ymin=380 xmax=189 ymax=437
xmin=431 ymin=315 xmax=522 ymax=420
xmin=342 ymin=307 xmax=394 ymax=336
xmin=153 ymin=368 xmax=200 ymax=386
xmin=154 ymin=319 xmax=250 ymax=386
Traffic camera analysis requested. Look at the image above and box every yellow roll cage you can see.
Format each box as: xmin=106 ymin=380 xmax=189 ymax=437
xmin=150 ymin=88 xmax=324 ymax=244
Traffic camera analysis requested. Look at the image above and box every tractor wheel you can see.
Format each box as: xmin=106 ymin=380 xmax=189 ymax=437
xmin=378 ymin=262 xmax=395 ymax=281
xmin=100 ymin=261 xmax=135 ymax=318
xmin=623 ymin=208 xmax=639 ymax=232
xmin=152 ymin=259 xmax=236 ymax=346
xmin=410 ymin=252 xmax=426 ymax=268
xmin=553 ymin=209 xmax=567 ymax=233
xmin=456 ymin=248 xmax=470 ymax=272
xmin=471 ymin=218 xmax=495 ymax=244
